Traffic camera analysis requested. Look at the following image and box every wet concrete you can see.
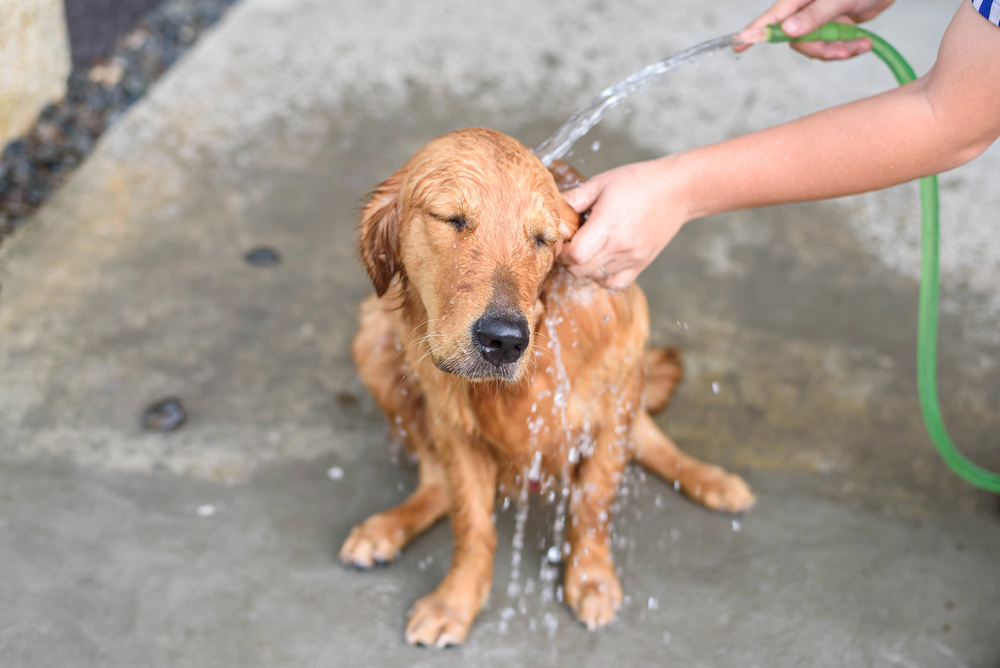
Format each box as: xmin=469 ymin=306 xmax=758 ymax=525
xmin=1 ymin=0 xmax=999 ymax=665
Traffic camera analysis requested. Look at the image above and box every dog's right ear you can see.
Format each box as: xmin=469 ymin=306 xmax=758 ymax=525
xmin=358 ymin=170 xmax=405 ymax=297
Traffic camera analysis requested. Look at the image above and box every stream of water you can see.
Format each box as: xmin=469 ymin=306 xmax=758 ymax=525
xmin=497 ymin=32 xmax=743 ymax=635
xmin=534 ymin=33 xmax=737 ymax=166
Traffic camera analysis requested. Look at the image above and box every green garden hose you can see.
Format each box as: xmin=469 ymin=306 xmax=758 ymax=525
xmin=765 ymin=23 xmax=1000 ymax=493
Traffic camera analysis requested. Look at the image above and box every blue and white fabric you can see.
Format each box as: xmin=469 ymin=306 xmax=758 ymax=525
xmin=973 ymin=0 xmax=1000 ymax=26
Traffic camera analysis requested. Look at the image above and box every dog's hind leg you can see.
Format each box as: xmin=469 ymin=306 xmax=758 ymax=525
xmin=642 ymin=347 xmax=684 ymax=415
xmin=632 ymin=411 xmax=755 ymax=513
xmin=340 ymin=452 xmax=449 ymax=568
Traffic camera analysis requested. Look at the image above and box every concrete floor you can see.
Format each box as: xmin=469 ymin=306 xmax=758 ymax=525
xmin=1 ymin=0 xmax=999 ymax=666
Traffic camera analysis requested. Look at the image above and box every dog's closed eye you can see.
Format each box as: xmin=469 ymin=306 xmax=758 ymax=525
xmin=533 ymin=232 xmax=555 ymax=249
xmin=431 ymin=212 xmax=468 ymax=232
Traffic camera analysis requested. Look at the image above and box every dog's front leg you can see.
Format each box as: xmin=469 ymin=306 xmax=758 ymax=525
xmin=405 ymin=429 xmax=498 ymax=648
xmin=563 ymin=430 xmax=626 ymax=630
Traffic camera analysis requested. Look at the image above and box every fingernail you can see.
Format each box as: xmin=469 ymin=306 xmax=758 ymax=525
xmin=783 ymin=17 xmax=801 ymax=34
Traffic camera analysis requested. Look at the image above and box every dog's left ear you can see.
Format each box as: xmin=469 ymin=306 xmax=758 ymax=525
xmin=358 ymin=170 xmax=405 ymax=297
xmin=556 ymin=195 xmax=580 ymax=243
xmin=546 ymin=159 xmax=583 ymax=245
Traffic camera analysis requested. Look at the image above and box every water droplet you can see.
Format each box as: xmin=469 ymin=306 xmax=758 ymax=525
xmin=732 ymin=520 xmax=741 ymax=532
xmin=327 ymin=466 xmax=345 ymax=480
xmin=590 ymin=140 xmax=600 ymax=151
xmin=547 ymin=546 xmax=562 ymax=563
xmin=196 ymin=504 xmax=216 ymax=517
xmin=663 ymin=630 xmax=671 ymax=645
xmin=648 ymin=596 xmax=659 ymax=610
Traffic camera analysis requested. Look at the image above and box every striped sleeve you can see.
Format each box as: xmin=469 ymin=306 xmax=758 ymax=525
xmin=973 ymin=0 xmax=1000 ymax=26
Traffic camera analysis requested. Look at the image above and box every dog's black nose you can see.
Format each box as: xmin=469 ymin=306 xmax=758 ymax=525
xmin=473 ymin=315 xmax=530 ymax=366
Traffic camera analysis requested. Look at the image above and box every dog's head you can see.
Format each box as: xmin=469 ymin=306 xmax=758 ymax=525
xmin=359 ymin=128 xmax=579 ymax=383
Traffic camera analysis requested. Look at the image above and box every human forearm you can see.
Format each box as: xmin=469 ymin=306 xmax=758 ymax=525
xmin=675 ymin=2 xmax=1000 ymax=221
xmin=559 ymin=1 xmax=1000 ymax=290
xmin=670 ymin=81 xmax=947 ymax=220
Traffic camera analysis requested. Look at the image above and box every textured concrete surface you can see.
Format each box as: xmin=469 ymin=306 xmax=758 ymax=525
xmin=0 ymin=0 xmax=71 ymax=143
xmin=1 ymin=0 xmax=998 ymax=666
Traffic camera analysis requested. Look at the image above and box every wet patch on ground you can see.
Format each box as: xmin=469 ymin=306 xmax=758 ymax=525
xmin=1 ymin=85 xmax=998 ymax=665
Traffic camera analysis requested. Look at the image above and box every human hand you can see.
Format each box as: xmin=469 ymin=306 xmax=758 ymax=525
xmin=735 ymin=0 xmax=896 ymax=60
xmin=558 ymin=158 xmax=689 ymax=290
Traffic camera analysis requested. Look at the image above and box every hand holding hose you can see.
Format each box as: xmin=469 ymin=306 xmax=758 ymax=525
xmin=735 ymin=0 xmax=895 ymax=60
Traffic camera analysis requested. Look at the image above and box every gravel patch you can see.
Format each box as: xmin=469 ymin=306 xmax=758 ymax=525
xmin=0 ymin=0 xmax=239 ymax=248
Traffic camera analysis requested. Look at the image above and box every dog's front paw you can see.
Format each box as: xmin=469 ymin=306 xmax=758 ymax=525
xmin=680 ymin=464 xmax=755 ymax=513
xmin=564 ymin=563 xmax=623 ymax=630
xmin=405 ymin=592 xmax=473 ymax=648
xmin=339 ymin=517 xmax=404 ymax=569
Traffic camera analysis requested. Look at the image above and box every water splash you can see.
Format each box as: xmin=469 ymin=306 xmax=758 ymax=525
xmin=534 ymin=34 xmax=737 ymax=166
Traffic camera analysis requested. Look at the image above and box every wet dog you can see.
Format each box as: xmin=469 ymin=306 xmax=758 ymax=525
xmin=340 ymin=127 xmax=754 ymax=647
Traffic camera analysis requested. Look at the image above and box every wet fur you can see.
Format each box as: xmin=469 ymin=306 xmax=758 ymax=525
xmin=341 ymin=128 xmax=755 ymax=647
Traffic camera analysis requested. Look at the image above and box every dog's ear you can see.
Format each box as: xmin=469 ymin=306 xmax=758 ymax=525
xmin=359 ymin=170 xmax=405 ymax=297
xmin=547 ymin=159 xmax=583 ymax=244
xmin=556 ymin=194 xmax=580 ymax=242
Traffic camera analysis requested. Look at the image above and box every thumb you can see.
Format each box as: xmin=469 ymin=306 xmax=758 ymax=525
xmin=559 ymin=207 xmax=609 ymax=266
xmin=561 ymin=180 xmax=602 ymax=214
xmin=783 ymin=0 xmax=847 ymax=35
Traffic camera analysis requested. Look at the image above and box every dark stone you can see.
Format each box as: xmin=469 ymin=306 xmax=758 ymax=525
xmin=11 ymin=160 xmax=33 ymax=186
xmin=3 ymin=140 xmax=28 ymax=161
xmin=336 ymin=392 xmax=358 ymax=406
xmin=245 ymin=247 xmax=282 ymax=267
xmin=142 ymin=397 xmax=187 ymax=431
xmin=26 ymin=182 xmax=52 ymax=205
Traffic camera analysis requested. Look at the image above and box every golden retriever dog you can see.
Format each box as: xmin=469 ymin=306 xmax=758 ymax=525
xmin=340 ymin=127 xmax=754 ymax=647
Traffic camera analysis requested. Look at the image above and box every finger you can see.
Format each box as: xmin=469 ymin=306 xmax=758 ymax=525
xmin=790 ymin=36 xmax=871 ymax=60
xmin=559 ymin=211 xmax=611 ymax=266
xmin=560 ymin=230 xmax=610 ymax=273
xmin=734 ymin=0 xmax=812 ymax=51
xmin=781 ymin=0 xmax=854 ymax=36
xmin=599 ymin=267 xmax=641 ymax=292
xmin=745 ymin=0 xmax=813 ymax=30
xmin=561 ymin=180 xmax=602 ymax=214
xmin=574 ymin=250 xmax=635 ymax=284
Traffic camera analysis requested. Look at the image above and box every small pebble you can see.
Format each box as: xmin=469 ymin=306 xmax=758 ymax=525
xmin=142 ymin=397 xmax=186 ymax=431
xmin=336 ymin=392 xmax=358 ymax=406
xmin=245 ymin=246 xmax=281 ymax=266
xmin=327 ymin=466 xmax=345 ymax=480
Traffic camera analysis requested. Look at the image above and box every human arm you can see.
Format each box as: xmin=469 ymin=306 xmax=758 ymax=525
xmin=560 ymin=1 xmax=1000 ymax=289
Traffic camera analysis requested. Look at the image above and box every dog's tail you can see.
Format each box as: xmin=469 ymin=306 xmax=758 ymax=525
xmin=642 ymin=347 xmax=683 ymax=415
